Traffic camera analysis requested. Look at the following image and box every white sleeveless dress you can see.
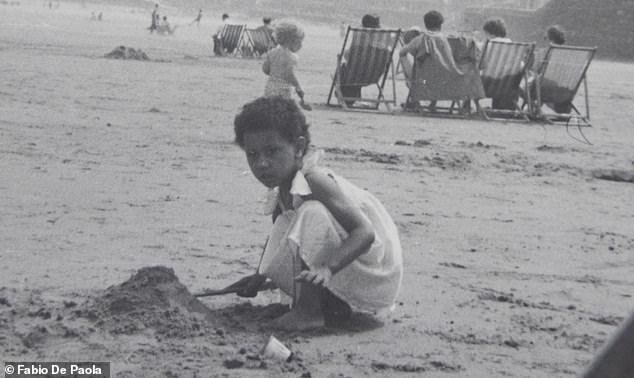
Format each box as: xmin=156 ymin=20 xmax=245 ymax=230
xmin=258 ymin=150 xmax=403 ymax=314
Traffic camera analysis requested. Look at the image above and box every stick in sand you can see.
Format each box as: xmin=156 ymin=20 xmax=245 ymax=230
xmin=194 ymin=279 xmax=276 ymax=297
xmin=194 ymin=238 xmax=273 ymax=297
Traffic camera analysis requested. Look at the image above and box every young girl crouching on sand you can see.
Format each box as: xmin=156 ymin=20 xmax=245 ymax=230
xmin=233 ymin=96 xmax=403 ymax=331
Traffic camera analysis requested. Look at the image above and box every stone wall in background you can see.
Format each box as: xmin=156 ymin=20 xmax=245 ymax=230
xmin=463 ymin=0 xmax=634 ymax=61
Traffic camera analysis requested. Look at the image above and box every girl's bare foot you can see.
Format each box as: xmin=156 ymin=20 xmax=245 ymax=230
xmin=270 ymin=309 xmax=324 ymax=331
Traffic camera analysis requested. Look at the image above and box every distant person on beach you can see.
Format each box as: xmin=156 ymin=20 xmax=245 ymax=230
xmin=97 ymin=11 xmax=102 ymax=21
xmin=212 ymin=13 xmax=230 ymax=56
xmin=148 ymin=3 xmax=159 ymax=33
xmin=262 ymin=21 xmax=305 ymax=102
xmin=257 ymin=17 xmax=275 ymax=43
xmin=259 ymin=17 xmax=274 ymax=33
xmin=157 ymin=15 xmax=176 ymax=35
xmin=189 ymin=9 xmax=202 ymax=27
xmin=232 ymin=96 xmax=403 ymax=331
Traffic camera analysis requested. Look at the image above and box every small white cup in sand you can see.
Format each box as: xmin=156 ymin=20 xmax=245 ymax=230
xmin=261 ymin=335 xmax=293 ymax=362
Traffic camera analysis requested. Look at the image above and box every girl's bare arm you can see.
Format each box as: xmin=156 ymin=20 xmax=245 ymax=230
xmin=304 ymin=170 xmax=374 ymax=275
xmin=262 ymin=55 xmax=271 ymax=75
xmin=282 ymin=60 xmax=302 ymax=92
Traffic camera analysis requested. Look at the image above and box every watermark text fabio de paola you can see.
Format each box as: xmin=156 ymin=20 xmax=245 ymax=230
xmin=4 ymin=362 xmax=110 ymax=377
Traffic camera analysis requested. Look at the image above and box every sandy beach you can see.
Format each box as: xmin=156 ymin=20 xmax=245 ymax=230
xmin=1 ymin=3 xmax=633 ymax=377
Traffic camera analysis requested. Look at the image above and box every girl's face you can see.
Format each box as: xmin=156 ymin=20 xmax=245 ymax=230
xmin=243 ymin=129 xmax=304 ymax=189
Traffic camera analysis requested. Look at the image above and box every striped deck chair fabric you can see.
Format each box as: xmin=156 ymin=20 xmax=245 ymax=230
xmin=535 ymin=44 xmax=596 ymax=125
xmin=245 ymin=27 xmax=275 ymax=57
xmin=327 ymin=26 xmax=401 ymax=111
xmin=479 ymin=40 xmax=535 ymax=118
xmin=220 ymin=24 xmax=246 ymax=55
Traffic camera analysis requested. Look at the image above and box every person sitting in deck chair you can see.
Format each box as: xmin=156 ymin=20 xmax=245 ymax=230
xmin=339 ymin=13 xmax=387 ymax=106
xmin=253 ymin=17 xmax=276 ymax=55
xmin=258 ymin=17 xmax=275 ymax=42
xmin=521 ymin=25 xmax=571 ymax=113
xmin=399 ymin=10 xmax=458 ymax=112
xmin=213 ymin=13 xmax=230 ymax=56
xmin=481 ymin=18 xmax=517 ymax=110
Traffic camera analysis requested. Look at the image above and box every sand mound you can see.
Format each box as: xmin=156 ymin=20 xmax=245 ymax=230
xmin=84 ymin=266 xmax=212 ymax=337
xmin=104 ymin=46 xmax=149 ymax=61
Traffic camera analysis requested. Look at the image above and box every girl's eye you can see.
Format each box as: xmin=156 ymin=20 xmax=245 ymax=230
xmin=265 ymin=147 xmax=278 ymax=156
xmin=246 ymin=151 xmax=257 ymax=159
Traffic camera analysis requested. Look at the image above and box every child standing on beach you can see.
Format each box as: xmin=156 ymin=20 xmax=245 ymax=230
xmin=262 ymin=21 xmax=305 ymax=102
xmin=233 ymin=96 xmax=403 ymax=331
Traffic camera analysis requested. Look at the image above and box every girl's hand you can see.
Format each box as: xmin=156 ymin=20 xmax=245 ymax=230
xmin=296 ymin=88 xmax=305 ymax=99
xmin=236 ymin=274 xmax=267 ymax=298
xmin=295 ymin=266 xmax=332 ymax=287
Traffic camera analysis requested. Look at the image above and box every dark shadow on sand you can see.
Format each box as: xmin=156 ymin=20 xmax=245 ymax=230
xmin=207 ymin=302 xmax=385 ymax=336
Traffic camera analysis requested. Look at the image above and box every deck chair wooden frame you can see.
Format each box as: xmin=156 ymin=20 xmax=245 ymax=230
xmin=395 ymin=37 xmax=414 ymax=82
xmin=479 ymin=40 xmax=535 ymax=120
xmin=327 ymin=26 xmax=401 ymax=112
xmin=533 ymin=44 xmax=597 ymax=127
xmin=219 ymin=24 xmax=246 ymax=56
xmin=242 ymin=28 xmax=275 ymax=58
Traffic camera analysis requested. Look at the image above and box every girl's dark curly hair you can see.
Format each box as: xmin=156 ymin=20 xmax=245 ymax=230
xmin=234 ymin=96 xmax=311 ymax=153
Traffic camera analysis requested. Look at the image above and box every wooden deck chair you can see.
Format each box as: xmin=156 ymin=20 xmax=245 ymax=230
xmin=219 ymin=24 xmax=246 ymax=56
xmin=327 ymin=26 xmax=401 ymax=112
xmin=403 ymin=34 xmax=486 ymax=117
xmin=241 ymin=27 xmax=274 ymax=58
xmin=533 ymin=44 xmax=597 ymax=127
xmin=447 ymin=36 xmax=487 ymax=117
xmin=251 ymin=28 xmax=275 ymax=57
xmin=479 ymin=40 xmax=535 ymax=120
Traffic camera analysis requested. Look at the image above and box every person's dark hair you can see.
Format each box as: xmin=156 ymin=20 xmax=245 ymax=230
xmin=546 ymin=25 xmax=565 ymax=45
xmin=263 ymin=17 xmax=272 ymax=25
xmin=483 ymin=18 xmax=507 ymax=38
xmin=402 ymin=26 xmax=421 ymax=44
xmin=423 ymin=10 xmax=443 ymax=30
xmin=234 ymin=97 xmax=311 ymax=153
xmin=222 ymin=13 xmax=229 ymax=20
xmin=361 ymin=13 xmax=380 ymax=28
